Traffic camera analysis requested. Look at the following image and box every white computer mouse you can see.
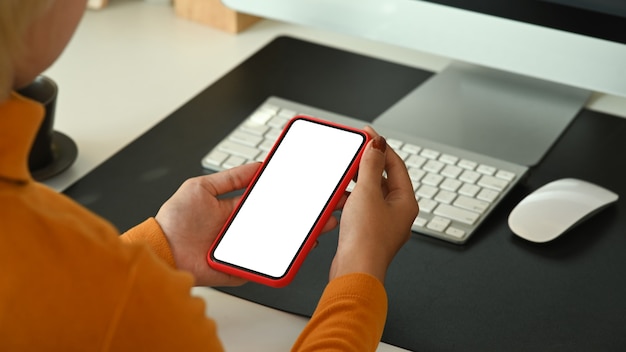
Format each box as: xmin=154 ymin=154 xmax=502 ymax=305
xmin=508 ymin=178 xmax=619 ymax=243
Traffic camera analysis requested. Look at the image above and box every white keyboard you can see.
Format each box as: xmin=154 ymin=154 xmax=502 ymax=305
xmin=202 ymin=97 xmax=528 ymax=244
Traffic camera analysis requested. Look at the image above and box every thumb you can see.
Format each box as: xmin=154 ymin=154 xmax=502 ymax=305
xmin=356 ymin=136 xmax=387 ymax=189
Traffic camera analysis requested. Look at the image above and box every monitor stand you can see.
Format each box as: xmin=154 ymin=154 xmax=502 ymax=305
xmin=372 ymin=62 xmax=591 ymax=166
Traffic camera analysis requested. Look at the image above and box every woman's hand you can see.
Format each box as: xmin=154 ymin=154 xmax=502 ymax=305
xmin=155 ymin=163 xmax=260 ymax=286
xmin=330 ymin=127 xmax=419 ymax=283
xmin=154 ymin=162 xmax=342 ymax=287
xmin=155 ymin=163 xmax=260 ymax=287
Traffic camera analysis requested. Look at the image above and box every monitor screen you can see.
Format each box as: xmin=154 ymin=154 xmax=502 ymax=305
xmin=223 ymin=0 xmax=626 ymax=165
xmin=541 ymin=0 xmax=626 ymax=21
xmin=422 ymin=0 xmax=626 ymax=44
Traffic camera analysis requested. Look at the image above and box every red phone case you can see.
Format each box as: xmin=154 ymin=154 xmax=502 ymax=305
xmin=207 ymin=116 xmax=370 ymax=287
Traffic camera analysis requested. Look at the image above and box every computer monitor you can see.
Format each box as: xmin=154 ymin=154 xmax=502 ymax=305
xmin=222 ymin=0 xmax=626 ymax=166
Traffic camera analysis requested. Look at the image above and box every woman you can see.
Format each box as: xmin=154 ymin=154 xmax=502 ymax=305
xmin=0 ymin=1 xmax=418 ymax=350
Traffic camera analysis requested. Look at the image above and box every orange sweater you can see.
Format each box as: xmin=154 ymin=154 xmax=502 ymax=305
xmin=0 ymin=93 xmax=388 ymax=351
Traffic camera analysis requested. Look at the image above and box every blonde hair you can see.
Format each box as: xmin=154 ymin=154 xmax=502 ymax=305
xmin=0 ymin=0 xmax=52 ymax=98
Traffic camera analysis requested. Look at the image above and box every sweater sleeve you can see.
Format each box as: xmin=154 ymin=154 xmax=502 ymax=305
xmin=113 ymin=219 xmax=224 ymax=351
xmin=105 ymin=243 xmax=225 ymax=351
xmin=291 ymin=273 xmax=388 ymax=352
xmin=120 ymin=217 xmax=176 ymax=268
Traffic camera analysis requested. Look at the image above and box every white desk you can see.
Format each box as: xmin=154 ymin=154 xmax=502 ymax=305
xmin=43 ymin=1 xmax=626 ymax=351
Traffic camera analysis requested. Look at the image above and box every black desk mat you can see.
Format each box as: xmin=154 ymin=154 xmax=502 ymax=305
xmin=64 ymin=36 xmax=626 ymax=351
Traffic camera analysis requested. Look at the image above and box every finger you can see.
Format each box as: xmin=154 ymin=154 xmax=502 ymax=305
xmin=321 ymin=215 xmax=339 ymax=233
xmin=335 ymin=193 xmax=349 ymax=210
xmin=363 ymin=125 xmax=380 ymax=139
xmin=384 ymin=146 xmax=417 ymax=199
xmin=362 ymin=126 xmax=410 ymax=193
xmin=216 ymin=273 xmax=248 ymax=287
xmin=351 ymin=125 xmax=379 ymax=184
xmin=354 ymin=135 xmax=387 ymax=193
xmin=201 ymin=162 xmax=261 ymax=197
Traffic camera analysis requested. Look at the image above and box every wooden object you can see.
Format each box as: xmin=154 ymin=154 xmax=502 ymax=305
xmin=87 ymin=0 xmax=109 ymax=10
xmin=174 ymin=0 xmax=261 ymax=34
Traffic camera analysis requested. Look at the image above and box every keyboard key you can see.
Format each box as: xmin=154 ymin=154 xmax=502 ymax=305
xmin=441 ymin=164 xmax=463 ymax=178
xmin=427 ymin=216 xmax=451 ymax=232
xmin=202 ymin=150 xmax=229 ymax=167
xmin=445 ymin=227 xmax=466 ymax=239
xmin=453 ymin=195 xmax=490 ymax=214
xmin=265 ymin=128 xmax=282 ymax=141
xmin=439 ymin=154 xmax=459 ymax=165
xmin=413 ymin=216 xmax=428 ymax=227
xmin=477 ymin=175 xmax=509 ymax=191
xmin=250 ymin=108 xmax=276 ymax=124
xmin=256 ymin=153 xmax=268 ymax=162
xmin=434 ymin=203 xmax=480 ymax=225
xmin=458 ymin=159 xmax=477 ymax=170
xmin=459 ymin=170 xmax=481 ymax=184
xmin=477 ymin=188 xmax=499 ymax=203
xmin=260 ymin=103 xmax=280 ymax=114
xmin=416 ymin=184 xmax=438 ymax=199
xmin=476 ymin=164 xmax=497 ymax=175
xmin=435 ymin=190 xmax=457 ymax=204
xmin=406 ymin=154 xmax=427 ymax=168
xmin=258 ymin=139 xmax=275 ymax=151
xmin=241 ymin=122 xmax=270 ymax=136
xmin=421 ymin=148 xmax=440 ymax=159
xmin=458 ymin=183 xmax=480 ymax=197
xmin=440 ymin=178 xmax=462 ymax=192
xmin=229 ymin=131 xmax=263 ymax=147
xmin=408 ymin=168 xmax=426 ymax=182
xmin=401 ymin=143 xmax=421 ymax=154
xmin=278 ymin=108 xmax=297 ymax=119
xmin=423 ymin=160 xmax=445 ymax=173
xmin=217 ymin=140 xmax=260 ymax=160
xmin=267 ymin=116 xmax=289 ymax=129
xmin=418 ymin=198 xmax=438 ymax=213
xmin=386 ymin=138 xmax=403 ymax=150
xmin=421 ymin=173 xmax=444 ymax=187
xmin=223 ymin=155 xmax=247 ymax=169
xmin=496 ymin=170 xmax=516 ymax=181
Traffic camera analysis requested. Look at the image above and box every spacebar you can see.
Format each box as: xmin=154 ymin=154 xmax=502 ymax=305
xmin=434 ymin=204 xmax=480 ymax=225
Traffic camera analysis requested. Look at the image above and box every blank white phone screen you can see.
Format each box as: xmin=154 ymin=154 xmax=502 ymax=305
xmin=212 ymin=118 xmax=366 ymax=278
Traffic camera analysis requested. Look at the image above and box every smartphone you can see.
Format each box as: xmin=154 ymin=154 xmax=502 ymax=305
xmin=208 ymin=116 xmax=369 ymax=287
